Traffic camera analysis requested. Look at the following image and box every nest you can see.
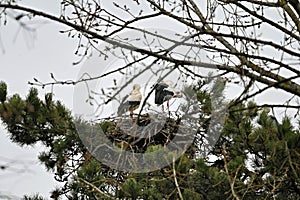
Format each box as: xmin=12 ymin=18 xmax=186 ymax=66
xmin=104 ymin=113 xmax=183 ymax=153
xmin=78 ymin=112 xmax=197 ymax=171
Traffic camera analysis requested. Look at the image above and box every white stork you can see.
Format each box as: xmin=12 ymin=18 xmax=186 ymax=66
xmin=154 ymin=80 xmax=181 ymax=112
xmin=117 ymin=84 xmax=142 ymax=118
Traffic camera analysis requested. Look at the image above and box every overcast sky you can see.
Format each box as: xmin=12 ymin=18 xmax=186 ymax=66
xmin=0 ymin=1 xmax=80 ymax=198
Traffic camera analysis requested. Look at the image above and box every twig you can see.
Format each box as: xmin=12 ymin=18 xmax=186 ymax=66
xmin=222 ymin=144 xmax=241 ymax=200
xmin=78 ymin=177 xmax=113 ymax=198
xmin=172 ymin=154 xmax=184 ymax=200
xmin=285 ymin=141 xmax=299 ymax=180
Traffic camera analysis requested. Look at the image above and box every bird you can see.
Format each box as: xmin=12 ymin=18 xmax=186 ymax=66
xmin=154 ymin=80 xmax=181 ymax=113
xmin=117 ymin=84 xmax=142 ymax=118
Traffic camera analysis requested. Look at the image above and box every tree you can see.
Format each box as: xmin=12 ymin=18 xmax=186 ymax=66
xmin=0 ymin=80 xmax=299 ymax=199
xmin=1 ymin=0 xmax=300 ymax=199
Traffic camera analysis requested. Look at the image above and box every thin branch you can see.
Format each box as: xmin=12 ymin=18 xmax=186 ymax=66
xmin=28 ymin=55 xmax=149 ymax=87
xmin=172 ymin=154 xmax=184 ymax=200
xmin=280 ymin=0 xmax=300 ymax=33
xmin=2 ymin=3 xmax=300 ymax=96
xmin=146 ymin=0 xmax=300 ymax=96
xmin=78 ymin=177 xmax=113 ymax=198
xmin=285 ymin=141 xmax=299 ymax=180
xmin=222 ymin=143 xmax=241 ymax=200
xmin=232 ymin=74 xmax=300 ymax=107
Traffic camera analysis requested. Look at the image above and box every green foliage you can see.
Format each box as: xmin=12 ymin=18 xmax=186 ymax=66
xmin=0 ymin=85 xmax=85 ymax=185
xmin=0 ymin=81 xmax=7 ymax=103
xmin=120 ymin=178 xmax=141 ymax=199
xmin=213 ymin=102 xmax=300 ymax=199
xmin=99 ymin=121 xmax=114 ymax=133
xmin=0 ymin=81 xmax=299 ymax=199
xmin=68 ymin=159 xmax=110 ymax=199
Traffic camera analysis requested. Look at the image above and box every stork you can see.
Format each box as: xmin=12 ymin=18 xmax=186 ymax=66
xmin=154 ymin=80 xmax=181 ymax=113
xmin=117 ymin=84 xmax=142 ymax=118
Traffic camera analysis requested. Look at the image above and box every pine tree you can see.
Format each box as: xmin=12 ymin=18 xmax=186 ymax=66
xmin=0 ymin=80 xmax=299 ymax=199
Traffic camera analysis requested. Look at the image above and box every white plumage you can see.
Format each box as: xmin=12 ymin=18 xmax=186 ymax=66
xmin=117 ymin=84 xmax=142 ymax=118
xmin=128 ymin=84 xmax=142 ymax=102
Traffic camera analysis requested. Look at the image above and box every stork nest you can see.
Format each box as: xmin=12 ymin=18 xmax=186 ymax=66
xmin=101 ymin=113 xmax=190 ymax=153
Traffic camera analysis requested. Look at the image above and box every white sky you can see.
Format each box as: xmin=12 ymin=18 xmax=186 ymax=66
xmin=0 ymin=1 xmax=79 ymax=198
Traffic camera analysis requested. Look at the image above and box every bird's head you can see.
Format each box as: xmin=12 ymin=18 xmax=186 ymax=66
xmin=153 ymin=80 xmax=173 ymax=89
xmin=162 ymin=80 xmax=174 ymax=87
xmin=133 ymin=84 xmax=141 ymax=90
